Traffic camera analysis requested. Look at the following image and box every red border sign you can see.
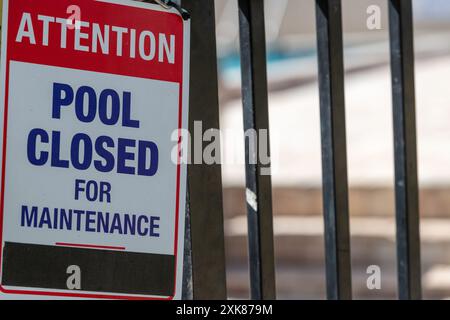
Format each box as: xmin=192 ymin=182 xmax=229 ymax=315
xmin=0 ymin=0 xmax=189 ymax=300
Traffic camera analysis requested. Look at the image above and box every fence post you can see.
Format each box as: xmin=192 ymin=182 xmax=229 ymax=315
xmin=388 ymin=0 xmax=422 ymax=300
xmin=180 ymin=0 xmax=228 ymax=300
xmin=315 ymin=0 xmax=352 ymax=300
xmin=238 ymin=0 xmax=276 ymax=300
xmin=182 ymin=185 xmax=193 ymax=300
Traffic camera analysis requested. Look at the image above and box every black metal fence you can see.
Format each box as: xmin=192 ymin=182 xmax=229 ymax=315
xmin=177 ymin=0 xmax=421 ymax=300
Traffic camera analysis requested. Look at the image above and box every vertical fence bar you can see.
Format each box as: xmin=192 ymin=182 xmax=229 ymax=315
xmin=180 ymin=0 xmax=227 ymax=300
xmin=315 ymin=0 xmax=352 ymax=300
xmin=388 ymin=0 xmax=422 ymax=300
xmin=238 ymin=0 xmax=276 ymax=300
xmin=182 ymin=186 xmax=193 ymax=300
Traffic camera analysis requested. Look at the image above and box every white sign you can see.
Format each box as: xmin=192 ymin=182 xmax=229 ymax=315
xmin=0 ymin=0 xmax=189 ymax=300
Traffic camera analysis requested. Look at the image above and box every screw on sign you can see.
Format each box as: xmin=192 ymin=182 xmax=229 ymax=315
xmin=0 ymin=0 xmax=190 ymax=300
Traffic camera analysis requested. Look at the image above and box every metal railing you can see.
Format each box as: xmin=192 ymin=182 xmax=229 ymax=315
xmin=177 ymin=0 xmax=421 ymax=300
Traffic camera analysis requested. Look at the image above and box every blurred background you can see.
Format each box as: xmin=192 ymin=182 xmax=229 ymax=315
xmin=214 ymin=0 xmax=450 ymax=299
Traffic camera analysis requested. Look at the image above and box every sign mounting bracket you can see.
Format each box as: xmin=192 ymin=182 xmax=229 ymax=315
xmin=154 ymin=0 xmax=190 ymax=20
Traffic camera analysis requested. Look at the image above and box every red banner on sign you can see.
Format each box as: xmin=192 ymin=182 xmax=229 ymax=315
xmin=7 ymin=0 xmax=184 ymax=83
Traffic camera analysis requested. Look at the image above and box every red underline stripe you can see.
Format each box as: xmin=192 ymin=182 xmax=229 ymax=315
xmin=55 ymin=242 xmax=126 ymax=251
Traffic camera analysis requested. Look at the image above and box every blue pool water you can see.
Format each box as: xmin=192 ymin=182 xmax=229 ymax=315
xmin=219 ymin=48 xmax=316 ymax=73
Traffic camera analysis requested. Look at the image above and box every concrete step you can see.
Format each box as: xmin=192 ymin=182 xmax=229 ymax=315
xmin=226 ymin=265 xmax=398 ymax=300
xmin=226 ymin=264 xmax=450 ymax=299
xmin=223 ymin=187 xmax=450 ymax=218
xmin=225 ymin=216 xmax=450 ymax=268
